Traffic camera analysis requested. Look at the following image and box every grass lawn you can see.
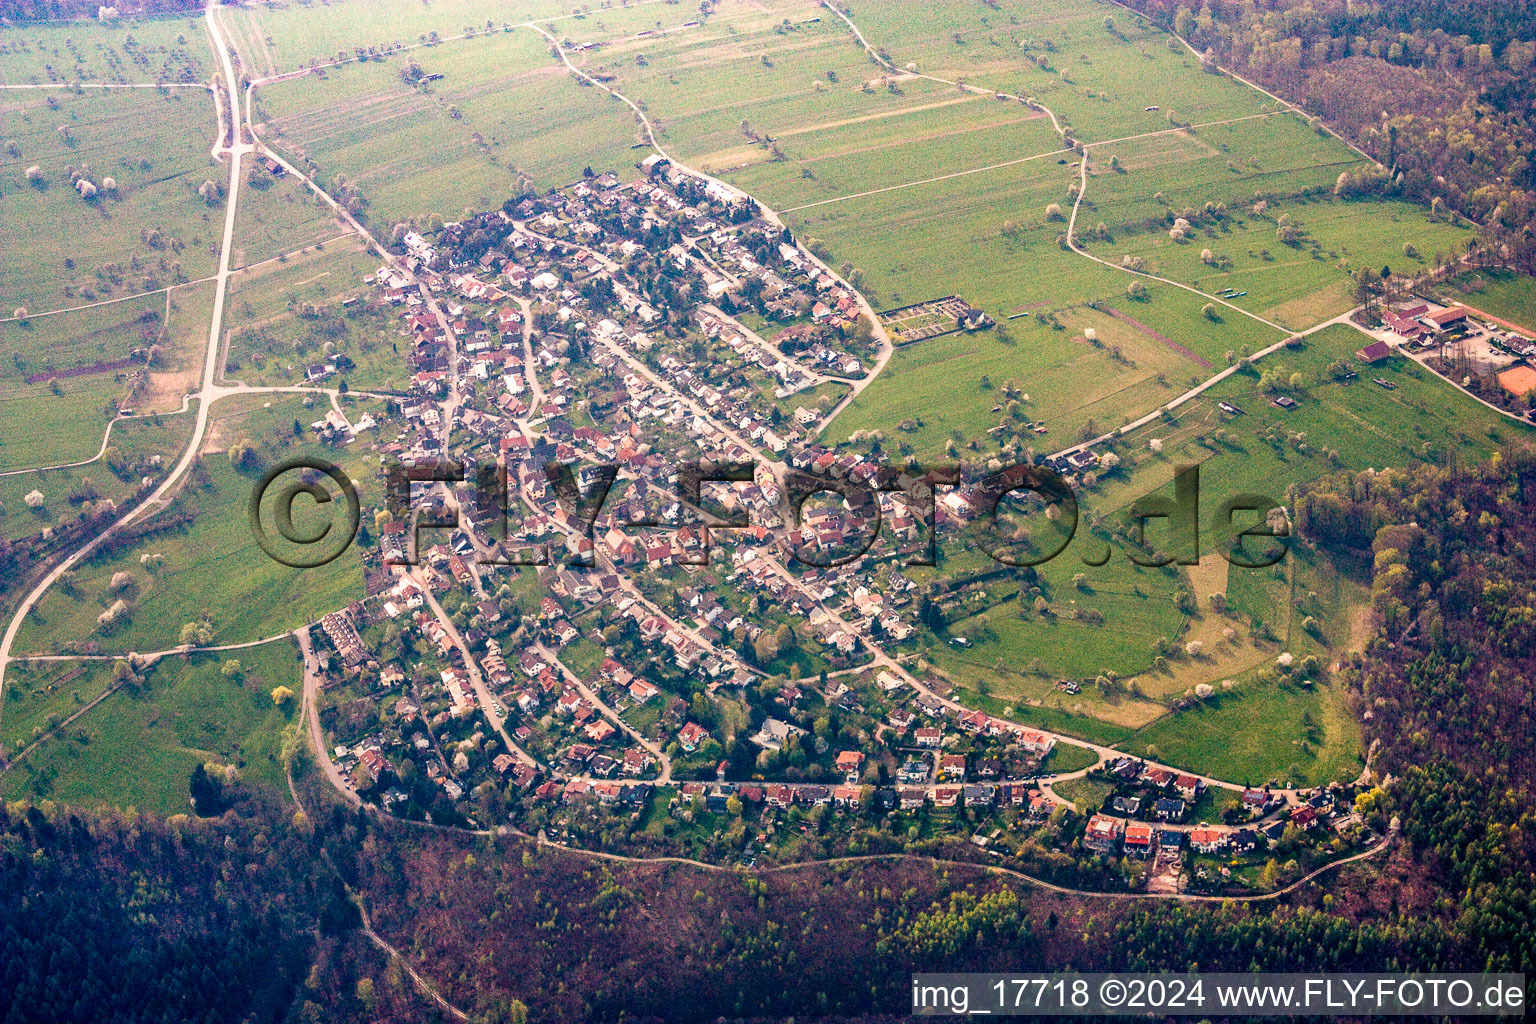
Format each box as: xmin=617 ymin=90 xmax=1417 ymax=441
xmin=0 ymin=13 xmax=210 ymax=85
xmin=0 ymin=406 xmax=195 ymax=540
xmin=927 ymin=555 xmax=1187 ymax=687
xmin=0 ymin=87 xmax=220 ymax=311
xmin=1054 ymin=775 xmax=1113 ymax=812
xmin=1042 ymin=743 xmax=1099 ymax=773
xmin=559 ymin=637 xmax=606 ymax=680
xmin=0 ymin=639 xmax=303 ymax=815
xmin=13 ymin=396 xmax=375 ymax=654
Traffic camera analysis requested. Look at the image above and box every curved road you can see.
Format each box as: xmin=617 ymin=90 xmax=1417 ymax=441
xmin=528 ymin=823 xmax=1396 ymax=904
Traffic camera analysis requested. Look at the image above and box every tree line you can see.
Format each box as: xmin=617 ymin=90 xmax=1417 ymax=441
xmin=1120 ymin=0 xmax=1536 ymax=274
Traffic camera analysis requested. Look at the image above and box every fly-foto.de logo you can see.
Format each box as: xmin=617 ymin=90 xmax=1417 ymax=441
xmin=249 ymin=456 xmax=1289 ymax=572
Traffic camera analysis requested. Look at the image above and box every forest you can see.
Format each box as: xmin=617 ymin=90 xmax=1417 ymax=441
xmin=1121 ymin=0 xmax=1536 ymax=274
xmin=10 ymin=430 xmax=1536 ymax=1024
xmin=7 ymin=448 xmax=1536 ymax=1018
xmin=1294 ymin=446 xmax=1536 ymax=974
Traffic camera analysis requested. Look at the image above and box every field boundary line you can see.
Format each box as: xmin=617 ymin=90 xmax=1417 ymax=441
xmin=0 ymin=399 xmax=195 ymax=479
xmin=0 ymin=82 xmax=210 ymax=90
xmin=780 ymin=147 xmax=1065 ymax=213
xmin=240 ymin=0 xmax=679 ymax=86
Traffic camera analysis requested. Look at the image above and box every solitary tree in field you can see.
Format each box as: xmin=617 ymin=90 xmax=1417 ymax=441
xmin=228 ymin=438 xmax=257 ymax=470
xmin=1202 ymin=302 xmax=1218 ymax=320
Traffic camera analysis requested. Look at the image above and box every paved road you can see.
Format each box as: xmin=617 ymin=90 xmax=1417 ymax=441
xmin=531 ymin=823 xmax=1396 ymax=903
xmin=536 ymin=642 xmax=672 ymax=783
xmin=414 ymin=569 xmax=544 ymax=771
xmin=2 ymin=3 xmax=1394 ymax=873
xmin=0 ymin=9 xmax=249 ymax=722
xmin=297 ymin=625 xmax=362 ymax=807
xmin=526 ymin=18 xmax=897 ymax=430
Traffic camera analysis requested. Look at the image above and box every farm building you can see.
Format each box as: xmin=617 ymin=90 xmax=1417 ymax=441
xmin=1381 ymin=310 xmax=1424 ymax=341
xmin=1355 ymin=341 xmax=1391 ymax=363
xmin=1422 ymin=306 xmax=1469 ymax=331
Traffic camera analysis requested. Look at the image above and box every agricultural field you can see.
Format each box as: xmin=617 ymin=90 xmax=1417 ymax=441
xmin=231 ymin=156 xmax=352 ymax=269
xmin=1083 ymin=113 xmax=1365 ymax=230
xmin=579 ymin=2 xmax=1076 ymax=210
xmin=1097 ymin=198 xmax=1474 ymax=329
xmin=144 ymin=277 xmax=217 ymax=410
xmin=824 ymin=239 xmax=1275 ymax=457
xmin=0 ymin=293 xmax=168 ymax=472
xmin=1101 ymin=323 xmax=1524 ymax=513
xmin=844 ymin=0 xmax=1279 ymax=141
xmin=0 ymin=639 xmax=303 ymax=815
xmin=216 ymin=0 xmax=594 ymax=80
xmin=222 ymin=239 xmax=407 ymax=392
xmin=10 ymin=395 xmax=378 ymax=656
xmin=0 ymin=13 xmax=210 ymax=85
xmin=0 ymin=405 xmax=195 ymax=541
xmin=895 ymin=318 xmax=1529 ymax=758
xmin=250 ymin=27 xmax=646 ymax=228
xmin=0 ymin=658 xmax=116 ymax=757
xmin=0 ymin=86 xmax=221 ymax=312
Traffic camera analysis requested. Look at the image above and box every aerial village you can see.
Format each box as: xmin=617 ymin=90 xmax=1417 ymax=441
xmin=293 ymin=156 xmax=1389 ymax=892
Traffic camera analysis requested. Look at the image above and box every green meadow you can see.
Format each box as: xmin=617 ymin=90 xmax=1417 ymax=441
xmin=845 ymin=0 xmax=1277 ymax=140
xmin=12 ymin=396 xmax=376 ymax=655
xmin=252 ymin=27 xmax=645 ymax=227
xmin=1099 ymin=323 xmax=1523 ymax=515
xmin=217 ymin=0 xmax=587 ymax=80
xmin=222 ymin=239 xmax=407 ymax=392
xmin=0 ymin=13 xmax=210 ymax=85
xmin=1084 ymin=113 xmax=1363 ymax=228
xmin=0 ymin=87 xmax=221 ymax=312
xmin=1438 ymin=267 xmax=1536 ymax=334
xmin=0 ymin=639 xmax=303 ymax=815
xmin=231 ymin=154 xmax=352 ymax=269
xmin=1098 ymin=197 xmax=1473 ymax=329
xmin=0 ymin=295 xmax=168 ymax=472
xmin=0 ymin=406 xmax=195 ymax=541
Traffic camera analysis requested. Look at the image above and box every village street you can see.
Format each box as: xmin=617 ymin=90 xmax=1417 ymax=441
xmin=0 ymin=0 xmax=1402 ymax=859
